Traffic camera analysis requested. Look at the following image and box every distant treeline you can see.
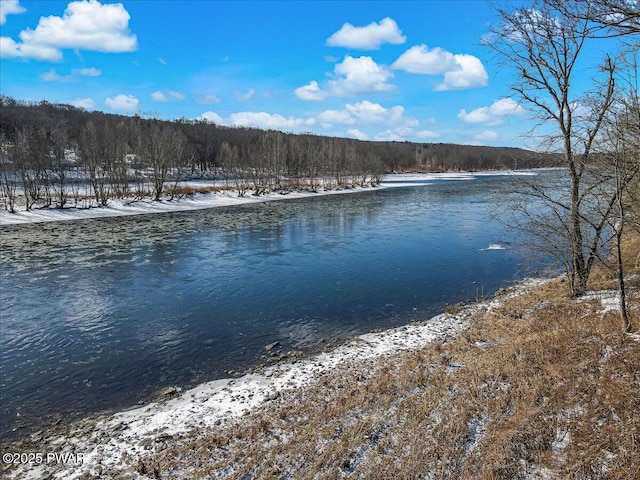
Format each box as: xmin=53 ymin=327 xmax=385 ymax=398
xmin=0 ymin=96 xmax=559 ymax=211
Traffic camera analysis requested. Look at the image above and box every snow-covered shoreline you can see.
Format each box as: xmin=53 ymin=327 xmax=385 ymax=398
xmin=0 ymin=171 xmax=537 ymax=226
xmin=2 ymin=278 xmax=554 ymax=480
xmin=0 ymin=297 xmax=479 ymax=479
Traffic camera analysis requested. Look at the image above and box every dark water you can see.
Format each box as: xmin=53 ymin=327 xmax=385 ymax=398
xmin=0 ymin=175 xmax=549 ymax=440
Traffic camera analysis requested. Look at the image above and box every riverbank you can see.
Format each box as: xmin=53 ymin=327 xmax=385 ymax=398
xmin=0 ymin=171 xmax=535 ymax=226
xmin=2 ymin=272 xmax=638 ymax=479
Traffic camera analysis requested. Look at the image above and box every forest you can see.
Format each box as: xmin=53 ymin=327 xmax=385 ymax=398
xmin=0 ymin=95 xmax=557 ymax=211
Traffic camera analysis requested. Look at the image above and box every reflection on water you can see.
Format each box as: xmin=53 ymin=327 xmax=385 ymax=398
xmin=1 ymin=177 xmax=546 ymax=439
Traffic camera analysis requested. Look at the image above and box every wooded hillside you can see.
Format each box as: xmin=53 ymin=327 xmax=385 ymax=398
xmin=0 ymin=95 xmax=559 ymax=211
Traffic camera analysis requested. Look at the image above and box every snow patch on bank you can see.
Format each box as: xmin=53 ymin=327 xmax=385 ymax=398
xmin=4 ymin=306 xmax=478 ymax=479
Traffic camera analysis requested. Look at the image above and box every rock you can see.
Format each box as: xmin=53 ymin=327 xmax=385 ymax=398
xmin=267 ymin=391 xmax=279 ymax=401
xmin=265 ymin=341 xmax=280 ymax=352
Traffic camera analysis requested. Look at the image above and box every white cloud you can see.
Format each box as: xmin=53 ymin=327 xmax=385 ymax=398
xmin=70 ymin=97 xmax=96 ymax=109
xmin=345 ymin=100 xmax=412 ymax=125
xmin=328 ymin=55 xmax=394 ymax=96
xmin=316 ymin=101 xmax=417 ymax=131
xmin=295 ymin=81 xmax=327 ymax=101
xmin=0 ymin=0 xmax=25 ymax=25
xmin=198 ymin=111 xmax=225 ymax=124
xmin=435 ymin=54 xmax=488 ymax=91
xmin=417 ymin=129 xmax=440 ymax=139
xmin=374 ymin=130 xmax=406 ymax=141
xmin=296 ymin=56 xmax=394 ymax=100
xmin=79 ymin=67 xmax=101 ymax=76
xmin=327 ymin=17 xmax=406 ymax=50
xmin=346 ymin=128 xmax=369 ymax=140
xmin=1 ymin=0 xmax=137 ymax=61
xmin=195 ymin=94 xmax=221 ymax=104
xmin=473 ymin=130 xmax=498 ymax=141
xmin=392 ymin=45 xmax=488 ymax=92
xmin=458 ymin=98 xmax=524 ymax=125
xmin=228 ymin=111 xmax=310 ymax=130
xmin=151 ymin=89 xmax=186 ymax=102
xmin=317 ymin=108 xmax=356 ymax=126
xmin=234 ymin=88 xmax=255 ymax=102
xmin=40 ymin=66 xmax=102 ymax=81
xmin=392 ymin=45 xmax=459 ymax=74
xmin=1 ymin=35 xmax=59 ymax=60
xmin=151 ymin=91 xmax=168 ymax=102
xmin=40 ymin=68 xmax=71 ymax=82
xmin=105 ymin=93 xmax=138 ymax=111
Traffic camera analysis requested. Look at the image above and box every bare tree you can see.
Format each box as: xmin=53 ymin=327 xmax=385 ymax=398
xmin=555 ymin=0 xmax=640 ymax=37
xmin=488 ymin=0 xmax=624 ymax=296
xmin=0 ymin=132 xmax=17 ymax=212
xmin=79 ymin=121 xmax=110 ymax=206
xmin=600 ymin=57 xmax=640 ymax=332
xmin=137 ymin=122 xmax=188 ymax=201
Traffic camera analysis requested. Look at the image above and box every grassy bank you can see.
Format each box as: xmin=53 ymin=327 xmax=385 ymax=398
xmin=139 ymin=255 xmax=639 ymax=479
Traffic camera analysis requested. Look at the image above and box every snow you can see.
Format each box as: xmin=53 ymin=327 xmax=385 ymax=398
xmin=4 ymin=305 xmax=478 ymax=479
xmin=481 ymin=243 xmax=507 ymax=250
xmin=0 ymin=171 xmax=538 ymax=226
xmin=579 ymin=290 xmax=621 ymax=313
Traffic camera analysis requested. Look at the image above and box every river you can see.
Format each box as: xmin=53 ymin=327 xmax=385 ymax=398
xmin=0 ymin=173 xmax=551 ymax=440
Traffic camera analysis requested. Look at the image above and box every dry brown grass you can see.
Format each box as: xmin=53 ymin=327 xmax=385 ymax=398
xmin=125 ymin=263 xmax=639 ymax=479
xmin=16 ymin=234 xmax=634 ymax=480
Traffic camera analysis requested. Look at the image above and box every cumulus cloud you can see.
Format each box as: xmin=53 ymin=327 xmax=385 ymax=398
xmin=151 ymin=89 xmax=186 ymax=102
xmin=473 ymin=130 xmax=498 ymax=141
xmin=374 ymin=129 xmax=406 ymax=141
xmin=318 ymin=108 xmax=356 ymax=126
xmin=1 ymin=0 xmax=137 ymax=61
xmin=417 ymin=129 xmax=440 ymax=139
xmin=0 ymin=0 xmax=25 ymax=25
xmin=294 ymin=81 xmax=327 ymax=101
xmin=326 ymin=17 xmax=406 ymax=50
xmin=392 ymin=45 xmax=488 ymax=92
xmin=435 ymin=54 xmax=488 ymax=91
xmin=228 ymin=111 xmax=313 ymax=130
xmin=316 ymin=101 xmax=417 ymax=131
xmin=296 ymin=55 xmax=396 ymax=100
xmin=392 ymin=45 xmax=459 ymax=74
xmin=198 ymin=111 xmax=225 ymax=124
xmin=458 ymin=98 xmax=524 ymax=125
xmin=70 ymin=97 xmax=96 ymax=109
xmin=0 ymin=36 xmax=59 ymax=60
xmin=328 ymin=55 xmax=394 ymax=96
xmin=105 ymin=93 xmax=138 ymax=111
xmin=345 ymin=100 xmax=412 ymax=125
xmin=346 ymin=128 xmax=369 ymax=140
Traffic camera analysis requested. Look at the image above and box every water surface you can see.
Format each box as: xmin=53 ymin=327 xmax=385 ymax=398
xmin=0 ymin=176 xmax=547 ymax=439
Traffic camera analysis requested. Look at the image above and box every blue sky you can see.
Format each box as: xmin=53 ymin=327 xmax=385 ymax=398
xmin=0 ymin=0 xmax=578 ymax=148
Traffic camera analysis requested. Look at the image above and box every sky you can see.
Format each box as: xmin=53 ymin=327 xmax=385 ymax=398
xmin=0 ymin=0 xmax=607 ymax=149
